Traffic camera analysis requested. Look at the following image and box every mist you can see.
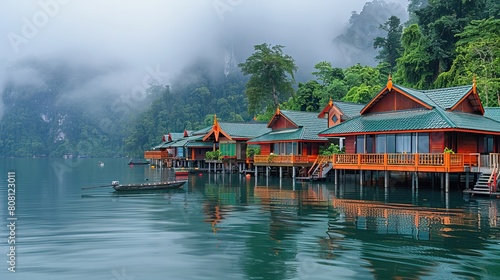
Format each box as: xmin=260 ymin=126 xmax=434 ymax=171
xmin=0 ymin=0 xmax=408 ymax=120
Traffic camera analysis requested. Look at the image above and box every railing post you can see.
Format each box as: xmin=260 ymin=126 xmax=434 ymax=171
xmin=444 ymin=153 xmax=450 ymax=172
xmin=415 ymin=153 xmax=419 ymax=171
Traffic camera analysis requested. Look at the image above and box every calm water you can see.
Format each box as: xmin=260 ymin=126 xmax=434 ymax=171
xmin=1 ymin=158 xmax=500 ymax=280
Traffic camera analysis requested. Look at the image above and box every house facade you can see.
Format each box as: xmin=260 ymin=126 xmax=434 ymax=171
xmin=319 ymin=78 xmax=500 ymax=192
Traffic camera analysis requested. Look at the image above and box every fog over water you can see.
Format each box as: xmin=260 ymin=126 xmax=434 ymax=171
xmin=0 ymin=0 xmax=408 ymax=119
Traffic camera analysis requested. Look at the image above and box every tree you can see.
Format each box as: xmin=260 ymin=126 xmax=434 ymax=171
xmin=373 ymin=16 xmax=403 ymax=75
xmin=342 ymin=64 xmax=384 ymax=104
xmin=238 ymin=43 xmax=298 ymax=115
xmin=394 ymin=24 xmax=433 ymax=89
xmin=435 ymin=18 xmax=500 ymax=106
xmin=284 ymin=80 xmax=322 ymax=112
xmin=414 ymin=0 xmax=494 ymax=79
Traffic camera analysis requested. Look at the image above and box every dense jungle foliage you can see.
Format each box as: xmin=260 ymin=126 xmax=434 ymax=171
xmin=1 ymin=0 xmax=498 ymax=157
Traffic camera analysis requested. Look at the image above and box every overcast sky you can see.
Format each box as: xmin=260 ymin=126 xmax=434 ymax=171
xmin=0 ymin=0 xmax=408 ymax=118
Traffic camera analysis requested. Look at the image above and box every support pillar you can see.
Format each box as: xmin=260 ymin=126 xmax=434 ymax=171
xmin=292 ymin=167 xmax=296 ymax=179
xmin=334 ymin=169 xmax=338 ymax=187
xmin=360 ymin=170 xmax=363 ymax=186
xmin=384 ymin=171 xmax=389 ymax=189
xmin=440 ymin=173 xmax=444 ymax=190
xmin=279 ymin=167 xmax=283 ymax=178
xmin=254 ymin=165 xmax=258 ymax=177
xmin=208 ymin=162 xmax=211 ymax=173
xmin=466 ymin=170 xmax=470 ymax=189
xmin=445 ymin=172 xmax=450 ymax=193
xmin=415 ymin=172 xmax=419 ymax=189
xmin=266 ymin=166 xmax=269 ymax=177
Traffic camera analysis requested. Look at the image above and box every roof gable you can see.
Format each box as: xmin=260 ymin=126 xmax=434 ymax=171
xmin=361 ymin=84 xmax=433 ymax=115
xmin=250 ymin=109 xmax=329 ymax=143
xmin=202 ymin=115 xmax=232 ymax=141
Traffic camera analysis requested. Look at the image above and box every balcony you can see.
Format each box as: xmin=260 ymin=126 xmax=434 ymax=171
xmin=251 ymin=153 xmax=490 ymax=173
xmin=144 ymin=150 xmax=170 ymax=160
xmin=332 ymin=153 xmax=481 ymax=173
xmin=253 ymin=154 xmax=318 ymax=166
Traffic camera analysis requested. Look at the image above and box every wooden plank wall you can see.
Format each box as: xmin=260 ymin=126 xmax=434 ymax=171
xmin=273 ymin=116 xmax=296 ymax=130
xmin=430 ymin=132 xmax=444 ymax=153
xmin=367 ymin=91 xmax=423 ymax=113
xmin=345 ymin=136 xmax=355 ymax=154
xmin=452 ymin=96 xmax=476 ymax=114
xmin=260 ymin=144 xmax=271 ymax=155
xmin=457 ymin=132 xmax=477 ymax=153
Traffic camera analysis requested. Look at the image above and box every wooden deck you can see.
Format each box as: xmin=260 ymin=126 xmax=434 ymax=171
xmin=253 ymin=153 xmax=489 ymax=173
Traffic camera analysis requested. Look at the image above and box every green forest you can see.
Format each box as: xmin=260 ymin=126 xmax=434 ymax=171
xmin=1 ymin=0 xmax=499 ymax=157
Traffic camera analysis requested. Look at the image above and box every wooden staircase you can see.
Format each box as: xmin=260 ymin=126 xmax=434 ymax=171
xmin=464 ymin=153 xmax=500 ymax=197
xmin=470 ymin=171 xmax=494 ymax=195
xmin=308 ymin=156 xmax=333 ymax=180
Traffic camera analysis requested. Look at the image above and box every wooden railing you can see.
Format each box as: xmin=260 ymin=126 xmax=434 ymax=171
xmin=253 ymin=154 xmax=317 ymax=164
xmin=251 ymin=152 xmax=484 ymax=172
xmin=144 ymin=150 xmax=170 ymax=159
xmin=332 ymin=153 xmax=480 ymax=172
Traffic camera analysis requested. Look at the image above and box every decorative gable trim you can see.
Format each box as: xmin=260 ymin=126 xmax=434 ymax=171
xmin=450 ymin=87 xmax=484 ymax=114
xmin=202 ymin=115 xmax=232 ymax=142
xmin=267 ymin=109 xmax=299 ymax=129
xmin=360 ymin=86 xmax=432 ymax=115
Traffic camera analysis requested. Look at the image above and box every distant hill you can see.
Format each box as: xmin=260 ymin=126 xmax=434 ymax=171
xmin=332 ymin=0 xmax=408 ymax=67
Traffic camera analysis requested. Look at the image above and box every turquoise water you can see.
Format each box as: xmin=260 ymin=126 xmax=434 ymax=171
xmin=1 ymin=158 xmax=500 ymax=279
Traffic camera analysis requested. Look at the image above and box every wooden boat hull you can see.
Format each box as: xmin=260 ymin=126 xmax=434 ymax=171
xmin=112 ymin=180 xmax=186 ymax=191
xmin=127 ymin=162 xmax=150 ymax=165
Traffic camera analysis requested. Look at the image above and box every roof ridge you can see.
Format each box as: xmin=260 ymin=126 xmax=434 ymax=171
xmin=433 ymin=108 xmax=455 ymax=127
xmin=393 ymin=84 xmax=435 ymax=108
xmin=420 ymin=84 xmax=472 ymax=93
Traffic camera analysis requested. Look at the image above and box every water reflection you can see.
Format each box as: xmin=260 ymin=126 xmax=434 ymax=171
xmin=2 ymin=159 xmax=500 ymax=279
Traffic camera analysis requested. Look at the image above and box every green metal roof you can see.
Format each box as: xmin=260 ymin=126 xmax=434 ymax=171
xmin=281 ymin=110 xmax=329 ymax=140
xmin=334 ymin=101 xmax=365 ymax=119
xmin=485 ymin=107 xmax=500 ymax=121
xmin=320 ymin=84 xmax=500 ymax=136
xmin=249 ymin=110 xmax=328 ymax=143
xmin=319 ymin=109 xmax=450 ymax=134
xmin=422 ymin=85 xmax=472 ymax=109
xmin=219 ymin=122 xmax=270 ymax=139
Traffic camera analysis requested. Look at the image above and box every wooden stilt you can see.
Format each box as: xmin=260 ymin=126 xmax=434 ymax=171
xmin=335 ymin=169 xmax=338 ymax=186
xmin=445 ymin=172 xmax=450 ymax=193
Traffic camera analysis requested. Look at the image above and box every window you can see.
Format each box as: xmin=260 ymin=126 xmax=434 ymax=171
xmin=396 ymin=133 xmax=411 ymax=153
xmin=332 ymin=114 xmax=338 ymax=123
xmin=484 ymin=136 xmax=494 ymax=153
xmin=387 ymin=134 xmax=396 ymax=153
xmin=366 ymin=135 xmax=374 ymax=153
xmin=376 ymin=135 xmax=386 ymax=153
xmin=417 ymin=133 xmax=429 ymax=153
xmin=356 ymin=135 xmax=365 ymax=153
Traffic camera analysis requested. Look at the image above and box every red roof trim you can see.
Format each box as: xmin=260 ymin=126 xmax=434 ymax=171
xmin=451 ymin=88 xmax=485 ymax=114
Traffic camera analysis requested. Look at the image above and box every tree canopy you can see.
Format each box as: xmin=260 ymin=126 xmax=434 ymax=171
xmin=238 ymin=43 xmax=298 ymax=116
